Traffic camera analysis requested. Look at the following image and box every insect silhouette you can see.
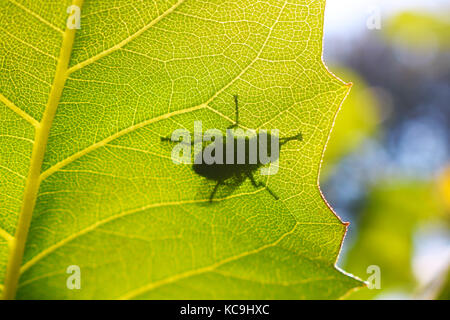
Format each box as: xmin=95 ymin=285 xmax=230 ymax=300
xmin=161 ymin=95 xmax=303 ymax=202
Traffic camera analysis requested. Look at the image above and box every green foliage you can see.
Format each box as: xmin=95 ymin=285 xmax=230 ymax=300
xmin=436 ymin=269 xmax=450 ymax=300
xmin=0 ymin=0 xmax=362 ymax=299
xmin=384 ymin=11 xmax=450 ymax=50
xmin=344 ymin=181 xmax=445 ymax=299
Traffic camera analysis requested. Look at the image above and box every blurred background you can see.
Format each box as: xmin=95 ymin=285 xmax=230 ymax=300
xmin=321 ymin=0 xmax=449 ymax=299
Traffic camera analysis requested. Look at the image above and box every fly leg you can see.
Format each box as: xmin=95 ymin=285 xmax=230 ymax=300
xmin=209 ymin=180 xmax=223 ymax=202
xmin=280 ymin=132 xmax=303 ymax=146
xmin=246 ymin=172 xmax=279 ymax=200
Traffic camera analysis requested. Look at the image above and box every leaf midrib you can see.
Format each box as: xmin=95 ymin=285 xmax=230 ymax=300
xmin=2 ymin=0 xmax=190 ymax=299
xmin=2 ymin=0 xmax=85 ymax=300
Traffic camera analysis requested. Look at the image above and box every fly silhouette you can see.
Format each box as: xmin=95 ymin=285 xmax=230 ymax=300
xmin=162 ymin=95 xmax=302 ymax=202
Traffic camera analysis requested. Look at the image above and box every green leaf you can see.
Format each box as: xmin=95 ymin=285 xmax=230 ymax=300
xmin=0 ymin=0 xmax=362 ymax=299
xmin=321 ymin=66 xmax=380 ymax=179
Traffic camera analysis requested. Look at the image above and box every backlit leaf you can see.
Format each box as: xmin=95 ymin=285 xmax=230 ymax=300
xmin=0 ymin=0 xmax=361 ymax=299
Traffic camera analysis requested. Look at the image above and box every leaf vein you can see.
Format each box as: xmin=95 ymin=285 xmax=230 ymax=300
xmin=0 ymin=94 xmax=40 ymax=127
xmin=0 ymin=227 xmax=14 ymax=246
xmin=0 ymin=27 xmax=58 ymax=61
xmin=2 ymin=0 xmax=84 ymax=300
xmin=39 ymin=103 xmax=207 ymax=181
xmin=6 ymin=0 xmax=64 ymax=34
xmin=66 ymin=0 xmax=186 ymax=75
xmin=118 ymin=221 xmax=300 ymax=299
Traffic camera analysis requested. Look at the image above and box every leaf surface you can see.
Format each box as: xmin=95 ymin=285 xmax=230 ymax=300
xmin=0 ymin=0 xmax=361 ymax=299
